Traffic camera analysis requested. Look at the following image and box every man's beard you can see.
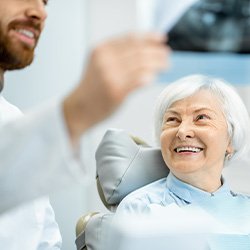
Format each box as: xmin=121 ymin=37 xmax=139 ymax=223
xmin=0 ymin=22 xmax=36 ymax=71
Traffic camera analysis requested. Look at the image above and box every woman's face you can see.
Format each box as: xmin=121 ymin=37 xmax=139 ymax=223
xmin=160 ymin=90 xmax=233 ymax=178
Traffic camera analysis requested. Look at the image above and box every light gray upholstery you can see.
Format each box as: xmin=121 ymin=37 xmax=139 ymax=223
xmin=75 ymin=212 xmax=100 ymax=250
xmin=96 ymin=128 xmax=169 ymax=206
xmin=75 ymin=128 xmax=169 ymax=250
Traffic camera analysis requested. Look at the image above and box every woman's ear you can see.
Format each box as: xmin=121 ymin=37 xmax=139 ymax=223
xmin=226 ymin=140 xmax=234 ymax=157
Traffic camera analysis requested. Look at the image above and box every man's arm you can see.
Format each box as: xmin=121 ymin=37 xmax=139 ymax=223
xmin=0 ymin=34 xmax=169 ymax=213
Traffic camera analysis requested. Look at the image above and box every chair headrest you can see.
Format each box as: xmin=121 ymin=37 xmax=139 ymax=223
xmin=95 ymin=129 xmax=169 ymax=207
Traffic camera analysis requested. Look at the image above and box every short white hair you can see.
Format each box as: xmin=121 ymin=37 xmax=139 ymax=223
xmin=154 ymin=74 xmax=250 ymax=162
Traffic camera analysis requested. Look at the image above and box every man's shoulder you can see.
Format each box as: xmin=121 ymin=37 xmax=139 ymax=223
xmin=0 ymin=96 xmax=22 ymax=117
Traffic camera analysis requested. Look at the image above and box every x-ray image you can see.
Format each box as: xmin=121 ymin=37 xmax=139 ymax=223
xmin=166 ymin=0 xmax=250 ymax=53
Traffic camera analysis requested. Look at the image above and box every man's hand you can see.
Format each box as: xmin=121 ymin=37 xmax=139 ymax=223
xmin=63 ymin=33 xmax=170 ymax=144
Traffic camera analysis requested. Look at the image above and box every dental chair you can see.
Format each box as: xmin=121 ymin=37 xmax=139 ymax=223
xmin=75 ymin=128 xmax=169 ymax=250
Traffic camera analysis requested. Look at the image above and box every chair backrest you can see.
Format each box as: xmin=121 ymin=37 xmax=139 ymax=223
xmin=75 ymin=128 xmax=169 ymax=250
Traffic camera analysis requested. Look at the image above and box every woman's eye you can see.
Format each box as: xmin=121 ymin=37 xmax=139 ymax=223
xmin=166 ymin=117 xmax=178 ymax=123
xmin=196 ymin=114 xmax=210 ymax=121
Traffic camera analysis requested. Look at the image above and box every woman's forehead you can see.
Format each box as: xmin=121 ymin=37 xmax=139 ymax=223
xmin=166 ymin=90 xmax=224 ymax=114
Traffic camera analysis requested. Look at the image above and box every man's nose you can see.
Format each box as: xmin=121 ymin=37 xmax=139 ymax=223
xmin=176 ymin=121 xmax=195 ymax=141
xmin=24 ymin=0 xmax=48 ymax=24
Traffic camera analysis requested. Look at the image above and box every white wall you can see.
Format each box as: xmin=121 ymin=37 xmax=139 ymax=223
xmin=87 ymin=0 xmax=137 ymax=46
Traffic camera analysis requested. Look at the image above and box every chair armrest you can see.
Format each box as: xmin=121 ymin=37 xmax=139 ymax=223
xmin=75 ymin=212 xmax=100 ymax=250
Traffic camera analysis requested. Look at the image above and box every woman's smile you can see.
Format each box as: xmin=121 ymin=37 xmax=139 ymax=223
xmin=160 ymin=89 xmax=233 ymax=178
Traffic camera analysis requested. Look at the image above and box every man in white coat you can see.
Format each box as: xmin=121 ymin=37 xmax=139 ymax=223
xmin=0 ymin=0 xmax=169 ymax=249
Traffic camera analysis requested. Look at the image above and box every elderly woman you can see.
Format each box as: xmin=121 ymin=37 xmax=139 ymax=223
xmin=116 ymin=75 xmax=250 ymax=238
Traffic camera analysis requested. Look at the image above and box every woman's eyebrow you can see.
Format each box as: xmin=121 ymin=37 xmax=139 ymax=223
xmin=164 ymin=109 xmax=180 ymax=115
xmin=165 ymin=107 xmax=217 ymax=115
xmin=193 ymin=107 xmax=217 ymax=114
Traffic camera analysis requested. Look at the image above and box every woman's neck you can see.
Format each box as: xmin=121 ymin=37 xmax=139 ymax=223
xmin=172 ymin=171 xmax=222 ymax=193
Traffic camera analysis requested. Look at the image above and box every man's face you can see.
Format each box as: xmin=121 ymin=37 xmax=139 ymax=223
xmin=0 ymin=0 xmax=47 ymax=70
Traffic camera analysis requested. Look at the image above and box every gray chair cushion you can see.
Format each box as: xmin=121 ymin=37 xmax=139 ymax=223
xmin=85 ymin=213 xmax=113 ymax=250
xmin=75 ymin=213 xmax=114 ymax=250
xmin=95 ymin=128 xmax=169 ymax=206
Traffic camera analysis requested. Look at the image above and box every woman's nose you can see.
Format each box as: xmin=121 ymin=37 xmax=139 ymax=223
xmin=24 ymin=0 xmax=48 ymax=23
xmin=176 ymin=121 xmax=195 ymax=141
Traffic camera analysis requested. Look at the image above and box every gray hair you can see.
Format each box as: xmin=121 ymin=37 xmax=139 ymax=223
xmin=154 ymin=74 xmax=250 ymax=162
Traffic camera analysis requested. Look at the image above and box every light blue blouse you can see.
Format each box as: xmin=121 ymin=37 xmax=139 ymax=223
xmin=116 ymin=172 xmax=250 ymax=249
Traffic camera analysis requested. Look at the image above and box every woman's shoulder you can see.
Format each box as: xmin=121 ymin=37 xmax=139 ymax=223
xmin=125 ymin=177 xmax=167 ymax=201
xmin=117 ymin=178 xmax=168 ymax=213
xmin=230 ymin=190 xmax=250 ymax=202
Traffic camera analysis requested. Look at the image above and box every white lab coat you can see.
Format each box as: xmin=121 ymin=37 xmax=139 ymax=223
xmin=0 ymin=198 xmax=61 ymax=249
xmin=0 ymin=96 xmax=86 ymax=213
xmin=0 ymin=96 xmax=63 ymax=249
